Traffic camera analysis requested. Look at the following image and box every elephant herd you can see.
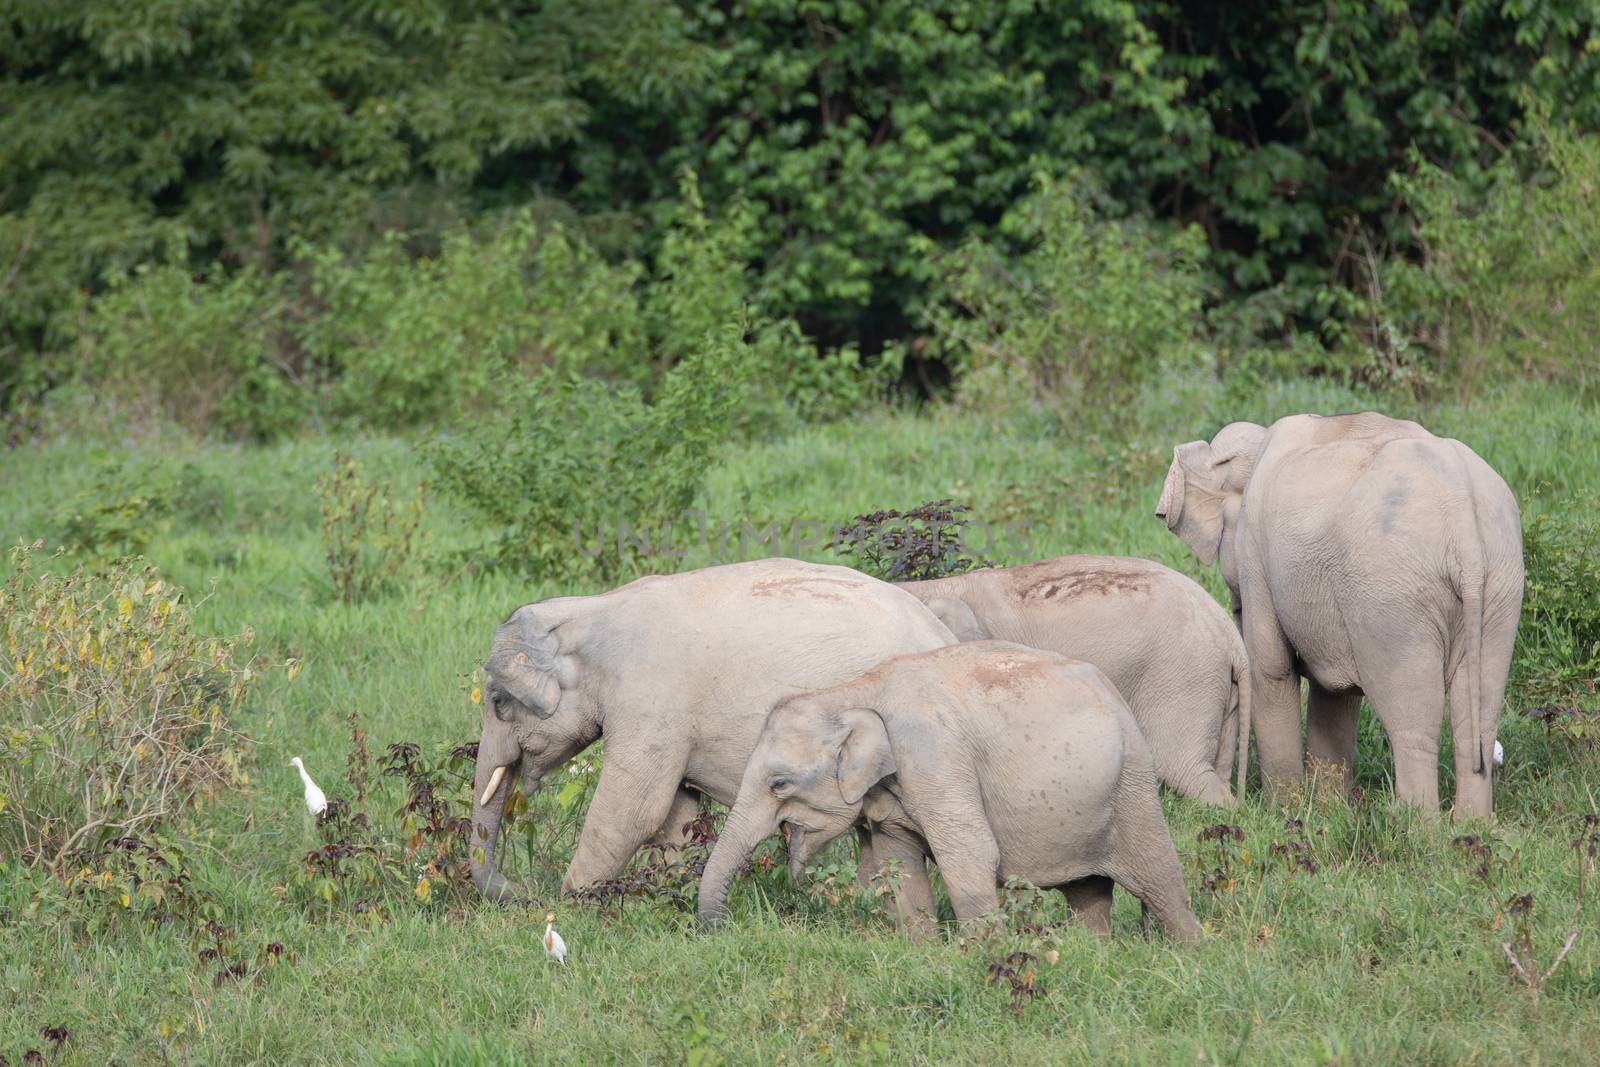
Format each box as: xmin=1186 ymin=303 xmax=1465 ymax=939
xmin=468 ymin=412 xmax=1523 ymax=938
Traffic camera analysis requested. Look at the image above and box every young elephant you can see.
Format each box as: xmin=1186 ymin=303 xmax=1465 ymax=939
xmin=697 ymin=642 xmax=1201 ymax=941
xmin=900 ymin=556 xmax=1249 ymax=806
xmin=470 ymin=558 xmax=955 ymax=902
xmin=1157 ymin=412 xmax=1523 ymax=816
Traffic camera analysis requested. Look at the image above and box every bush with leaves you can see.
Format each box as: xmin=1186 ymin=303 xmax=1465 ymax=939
xmin=50 ymin=457 xmax=227 ymax=564
xmin=297 ymin=215 xmax=648 ymax=426
xmin=1512 ymin=490 xmax=1600 ymax=709
xmin=28 ymin=830 xmax=221 ymax=937
xmin=0 ymin=545 xmax=253 ymax=871
xmin=0 ymin=0 xmax=712 ymax=402
xmin=431 ymin=321 xmax=755 ymax=577
xmin=829 ymin=500 xmax=993 ymax=582
xmin=63 ymin=263 xmax=300 ymax=440
xmin=52 ymin=462 xmax=176 ymax=563
xmin=317 ymin=451 xmax=429 ymax=603
xmin=1383 ymin=124 xmax=1600 ymax=399
xmin=929 ymin=175 xmax=1206 ymax=419
xmin=282 ymin=734 xmax=478 ymax=919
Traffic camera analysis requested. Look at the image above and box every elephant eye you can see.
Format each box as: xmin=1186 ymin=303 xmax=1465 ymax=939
xmin=769 ymin=777 xmax=790 ymax=794
xmin=489 ymin=688 xmax=515 ymax=722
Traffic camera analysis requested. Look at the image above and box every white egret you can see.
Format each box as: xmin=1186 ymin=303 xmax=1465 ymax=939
xmin=544 ymin=912 xmax=567 ymax=965
xmin=1493 ymin=740 xmax=1505 ymax=768
xmin=290 ymin=756 xmax=328 ymax=816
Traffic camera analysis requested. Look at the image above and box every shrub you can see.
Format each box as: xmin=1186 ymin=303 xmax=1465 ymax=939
xmin=1385 ymin=124 xmax=1600 ymax=399
xmin=1512 ymin=491 xmax=1600 ymax=708
xmin=67 ymin=263 xmax=301 ymax=440
xmin=35 ymin=830 xmax=219 ymax=937
xmin=52 ymin=461 xmax=175 ymax=563
xmin=296 ymin=215 xmax=647 ymax=426
xmin=0 ymin=546 xmax=253 ymax=871
xmin=281 ymin=737 xmax=477 ymax=919
xmin=50 ymin=457 xmax=229 ymax=564
xmin=829 ymin=500 xmax=993 ymax=582
xmin=649 ymin=171 xmax=883 ymax=429
xmin=928 ymin=174 xmax=1206 ymax=419
xmin=317 ymin=451 xmax=428 ymax=604
xmin=430 ymin=321 xmax=755 ymax=578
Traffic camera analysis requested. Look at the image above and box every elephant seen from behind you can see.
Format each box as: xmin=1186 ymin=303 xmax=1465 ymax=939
xmin=1156 ymin=412 xmax=1522 ymax=816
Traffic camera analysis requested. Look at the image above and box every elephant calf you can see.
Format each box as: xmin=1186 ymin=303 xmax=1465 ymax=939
xmin=698 ymin=641 xmax=1201 ymax=941
xmin=901 ymin=556 xmax=1250 ymax=806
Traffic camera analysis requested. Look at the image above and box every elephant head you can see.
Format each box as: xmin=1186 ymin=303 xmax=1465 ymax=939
xmin=1156 ymin=421 xmax=1267 ymax=577
xmin=470 ymin=605 xmax=597 ymax=902
xmin=698 ymin=699 xmax=894 ymax=927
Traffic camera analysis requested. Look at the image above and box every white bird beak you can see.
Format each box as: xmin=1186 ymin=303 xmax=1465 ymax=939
xmin=479 ymin=764 xmax=508 ymax=807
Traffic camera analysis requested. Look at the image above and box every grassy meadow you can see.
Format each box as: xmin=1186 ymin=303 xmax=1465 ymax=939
xmin=3 ymin=375 xmax=1599 ymax=1065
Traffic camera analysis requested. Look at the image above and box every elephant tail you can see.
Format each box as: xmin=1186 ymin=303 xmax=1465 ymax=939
xmin=1228 ymin=625 xmax=1251 ymax=800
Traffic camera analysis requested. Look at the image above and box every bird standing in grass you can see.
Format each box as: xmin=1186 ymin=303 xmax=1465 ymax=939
xmin=544 ymin=913 xmax=567 ymax=965
xmin=290 ymin=756 xmax=328 ymax=816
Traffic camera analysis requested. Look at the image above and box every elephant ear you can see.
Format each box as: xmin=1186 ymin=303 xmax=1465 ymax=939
xmin=834 ymin=708 xmax=895 ymax=805
xmin=1159 ymin=441 xmax=1227 ymax=565
xmin=923 ymin=596 xmax=991 ymax=642
xmin=485 ymin=606 xmax=563 ymax=719
xmin=1158 ymin=423 xmax=1267 ymax=566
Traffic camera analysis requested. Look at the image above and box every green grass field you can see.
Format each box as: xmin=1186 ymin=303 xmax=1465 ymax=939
xmin=3 ymin=376 xmax=1599 ymax=1065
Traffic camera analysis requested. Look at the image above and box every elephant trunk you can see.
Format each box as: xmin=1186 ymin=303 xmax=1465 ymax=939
xmin=470 ymin=737 xmax=536 ymax=903
xmin=697 ymin=799 xmax=776 ymax=929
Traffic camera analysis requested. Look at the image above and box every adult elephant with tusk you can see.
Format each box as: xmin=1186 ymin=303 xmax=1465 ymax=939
xmin=468 ymin=558 xmax=957 ymax=904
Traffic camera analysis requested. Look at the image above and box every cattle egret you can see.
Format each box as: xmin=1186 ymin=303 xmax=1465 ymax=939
xmin=544 ymin=912 xmax=567 ymax=965
xmin=1493 ymin=740 xmax=1505 ymax=768
xmin=290 ymin=756 xmax=328 ymax=815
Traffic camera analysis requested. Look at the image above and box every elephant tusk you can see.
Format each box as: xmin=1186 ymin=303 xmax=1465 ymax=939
xmin=479 ymin=765 xmax=508 ymax=807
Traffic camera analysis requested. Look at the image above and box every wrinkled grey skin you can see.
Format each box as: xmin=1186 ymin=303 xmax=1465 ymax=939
xmin=699 ymin=641 xmax=1201 ymax=941
xmin=1156 ymin=412 xmax=1523 ymax=816
xmin=470 ymin=558 xmax=956 ymax=902
xmin=901 ymin=556 xmax=1249 ymax=806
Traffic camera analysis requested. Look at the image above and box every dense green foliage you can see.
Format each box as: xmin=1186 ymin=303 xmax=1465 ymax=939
xmin=930 ymin=175 xmax=1207 ymax=417
xmin=7 ymin=0 xmax=1600 ymax=415
xmin=429 ymin=323 xmax=754 ymax=577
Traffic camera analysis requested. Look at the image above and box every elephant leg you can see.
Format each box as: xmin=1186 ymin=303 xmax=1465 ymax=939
xmin=1061 ymin=877 xmax=1113 ymax=937
xmin=1447 ymin=667 xmax=1491 ymax=819
xmin=1239 ymin=581 xmax=1303 ymax=801
xmin=1105 ymin=766 xmax=1201 ymax=942
xmin=646 ymin=786 xmax=703 ymax=865
xmin=562 ymin=758 xmax=684 ymax=892
xmin=1134 ymin=673 xmax=1236 ymax=807
xmin=867 ymin=832 xmax=936 ymax=938
xmin=1251 ymin=667 xmax=1304 ymax=803
xmin=1108 ymin=846 xmax=1200 ymax=943
xmin=1180 ymin=767 xmax=1237 ymax=809
xmin=1305 ymin=684 xmax=1361 ymax=796
xmin=1447 ymin=652 xmax=1507 ymax=819
xmin=1358 ymin=647 xmax=1446 ymax=814
xmin=923 ymin=835 xmax=999 ymax=925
